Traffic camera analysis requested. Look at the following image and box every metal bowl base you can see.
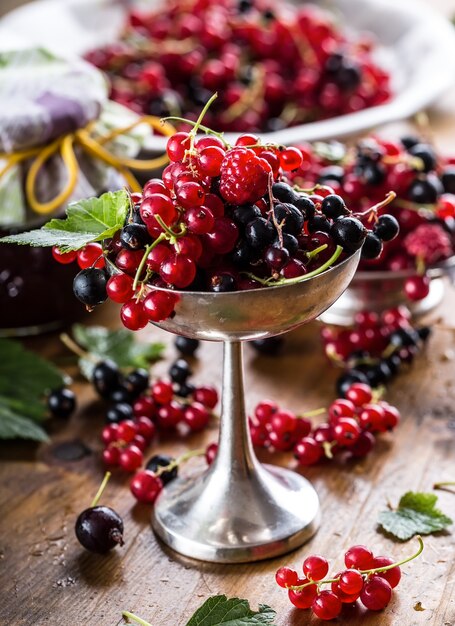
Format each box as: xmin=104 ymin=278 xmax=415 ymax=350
xmin=152 ymin=462 xmax=320 ymax=563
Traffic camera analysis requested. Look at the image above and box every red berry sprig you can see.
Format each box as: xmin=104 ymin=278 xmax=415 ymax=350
xmin=250 ymin=381 xmax=399 ymax=465
xmin=276 ymin=536 xmax=424 ymax=620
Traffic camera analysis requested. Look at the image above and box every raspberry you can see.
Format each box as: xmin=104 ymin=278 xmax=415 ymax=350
xmin=219 ymin=147 xmax=271 ymax=205
xmin=403 ymin=224 xmax=452 ymax=265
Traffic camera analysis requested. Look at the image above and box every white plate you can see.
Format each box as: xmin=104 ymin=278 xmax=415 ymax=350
xmin=1 ymin=0 xmax=455 ymax=152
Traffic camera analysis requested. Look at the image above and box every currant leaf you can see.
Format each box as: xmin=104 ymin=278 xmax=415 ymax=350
xmin=378 ymin=491 xmax=453 ymax=541
xmin=71 ymin=324 xmax=165 ymax=378
xmin=0 ymin=189 xmax=130 ymax=252
xmin=185 ymin=595 xmax=276 ymax=626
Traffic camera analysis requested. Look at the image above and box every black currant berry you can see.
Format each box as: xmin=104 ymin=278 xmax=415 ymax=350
xmin=75 ymin=505 xmax=124 ymax=554
xmin=210 ymin=273 xmax=237 ymax=292
xmin=417 ymin=326 xmax=431 ymax=342
xmin=175 ymin=336 xmax=199 ymax=356
xmin=408 ymin=175 xmax=443 ymax=204
xmin=361 ymin=161 xmax=386 ymax=186
xmin=272 ymin=203 xmax=304 ymax=235
xmin=245 ymin=217 xmax=276 ymax=249
xmin=265 ymin=246 xmax=289 ymax=270
xmin=336 ymin=370 xmax=369 ymax=396
xmin=274 ymin=233 xmax=299 ymax=255
xmin=408 ymin=143 xmax=437 ymax=173
xmin=321 ymin=194 xmax=349 ymax=219
xmin=47 ymin=387 xmax=76 ymax=418
xmin=401 ymin=135 xmax=420 ymax=150
xmin=106 ymin=402 xmax=133 ymax=424
xmin=231 ymin=240 xmax=254 ymax=267
xmin=146 ymin=454 xmax=178 ymax=485
xmin=73 ymin=268 xmax=108 ymax=307
xmin=317 ymin=165 xmax=345 ymax=185
xmin=231 ymin=204 xmax=261 ymax=226
xmin=361 ymin=233 xmax=383 ymax=259
xmin=373 ymin=214 xmax=400 ymax=241
xmin=365 ymin=361 xmax=392 ymax=387
xmin=441 ymin=168 xmax=455 ymax=194
xmin=169 ymin=359 xmax=192 ymax=384
xmin=308 ymin=215 xmax=331 ymax=234
xmin=385 ymin=354 xmax=401 ymax=377
xmin=272 ymin=182 xmax=297 ymax=204
xmin=176 ymin=381 xmax=196 ymax=397
xmin=109 ymin=386 xmax=133 ymax=404
xmin=331 ymin=217 xmax=366 ymax=252
xmin=124 ymin=369 xmax=149 ymax=395
xmin=120 ymin=224 xmax=149 ymax=250
xmin=294 ymin=195 xmax=316 ymax=220
xmin=92 ymin=360 xmax=123 ymax=399
xmin=336 ymin=63 xmax=361 ymax=91
xmin=251 ymin=336 xmax=284 ymax=356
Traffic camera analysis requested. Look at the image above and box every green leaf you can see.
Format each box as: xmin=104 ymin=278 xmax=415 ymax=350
xmin=0 ymin=189 xmax=130 ymax=252
xmin=378 ymin=491 xmax=453 ymax=541
xmin=185 ymin=595 xmax=276 ymax=626
xmin=0 ymin=406 xmax=48 ymax=442
xmin=0 ymin=339 xmax=64 ymax=441
xmin=71 ymin=324 xmax=165 ymax=378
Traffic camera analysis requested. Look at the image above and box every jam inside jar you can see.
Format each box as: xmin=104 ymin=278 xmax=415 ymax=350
xmin=0 ymin=217 xmax=79 ymax=337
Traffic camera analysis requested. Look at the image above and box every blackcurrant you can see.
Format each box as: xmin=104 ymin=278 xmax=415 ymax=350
xmin=146 ymin=454 xmax=178 ymax=485
xmin=47 ymin=387 xmax=76 ymax=418
xmin=321 ymin=194 xmax=349 ymax=219
xmin=231 ymin=240 xmax=254 ymax=267
xmin=294 ymin=195 xmax=316 ymax=220
xmin=109 ymin=386 xmax=133 ymax=404
xmin=124 ymin=369 xmax=149 ymax=395
xmin=336 ymin=63 xmax=361 ymax=91
xmin=169 ymin=358 xmax=192 ymax=384
xmin=331 ymin=217 xmax=366 ymax=252
xmin=418 ymin=326 xmax=431 ymax=342
xmin=120 ymin=224 xmax=149 ymax=250
xmin=336 ymin=370 xmax=369 ymax=397
xmin=92 ymin=359 xmax=123 ymax=399
xmin=408 ymin=143 xmax=437 ymax=173
xmin=106 ymin=402 xmax=133 ymax=424
xmin=272 ymin=203 xmax=304 ymax=235
xmin=373 ymin=214 xmax=399 ymax=241
xmin=75 ymin=505 xmax=124 ymax=554
xmin=73 ymin=268 xmax=108 ymax=307
xmin=317 ymin=165 xmax=345 ymax=185
xmin=176 ymin=381 xmax=196 ymax=398
xmin=272 ymin=182 xmax=297 ymax=204
xmin=251 ymin=336 xmax=284 ymax=355
xmin=401 ymin=135 xmax=420 ymax=150
xmin=308 ymin=215 xmax=331 ymax=234
xmin=175 ymin=336 xmax=200 ymax=356
xmin=441 ymin=168 xmax=455 ymax=194
xmin=245 ymin=217 xmax=276 ymax=249
xmin=274 ymin=233 xmax=299 ymax=255
xmin=231 ymin=204 xmax=261 ymax=226
xmin=210 ymin=273 xmax=237 ymax=292
xmin=361 ymin=233 xmax=383 ymax=259
xmin=408 ymin=175 xmax=442 ymax=204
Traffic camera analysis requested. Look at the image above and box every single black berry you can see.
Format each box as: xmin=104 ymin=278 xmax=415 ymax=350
xmin=124 ymin=369 xmax=149 ymax=396
xmin=176 ymin=381 xmax=196 ymax=398
xmin=321 ymin=194 xmax=349 ymax=219
xmin=232 ymin=204 xmax=261 ymax=226
xmin=251 ymin=336 xmax=284 ymax=356
xmin=106 ymin=402 xmax=133 ymax=424
xmin=336 ymin=370 xmax=369 ymax=397
xmin=245 ymin=217 xmax=276 ymax=249
xmin=272 ymin=182 xmax=297 ymax=204
xmin=401 ymin=135 xmax=420 ymax=150
xmin=146 ymin=454 xmax=178 ymax=485
xmin=109 ymin=386 xmax=133 ymax=404
xmin=274 ymin=233 xmax=299 ymax=255
xmin=120 ymin=224 xmax=149 ymax=250
xmin=408 ymin=143 xmax=437 ymax=173
xmin=317 ymin=165 xmax=345 ymax=185
xmin=92 ymin=360 xmax=123 ymax=399
xmin=308 ymin=215 xmax=331 ymax=234
xmin=294 ymin=195 xmax=316 ymax=220
xmin=441 ymin=168 xmax=455 ymax=194
xmin=169 ymin=358 xmax=192 ymax=384
xmin=75 ymin=505 xmax=124 ymax=554
xmin=361 ymin=233 xmax=383 ymax=259
xmin=331 ymin=217 xmax=366 ymax=252
xmin=373 ymin=214 xmax=400 ymax=241
xmin=417 ymin=326 xmax=431 ymax=342
xmin=48 ymin=387 xmax=76 ymax=418
xmin=175 ymin=336 xmax=199 ymax=356
xmin=408 ymin=175 xmax=443 ymax=204
xmin=272 ymin=203 xmax=304 ymax=235
xmin=210 ymin=273 xmax=237 ymax=292
xmin=73 ymin=268 xmax=108 ymax=307
xmin=335 ymin=63 xmax=361 ymax=91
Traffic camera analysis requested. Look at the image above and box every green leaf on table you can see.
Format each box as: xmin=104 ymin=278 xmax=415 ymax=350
xmin=185 ymin=595 xmax=276 ymax=626
xmin=378 ymin=491 xmax=453 ymax=541
xmin=71 ymin=324 xmax=165 ymax=379
xmin=0 ymin=189 xmax=130 ymax=252
xmin=0 ymin=339 xmax=64 ymax=441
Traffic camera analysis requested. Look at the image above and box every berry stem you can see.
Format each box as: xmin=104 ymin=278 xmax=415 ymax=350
xmin=355 ymin=191 xmax=397 ymax=219
xmin=132 ymin=233 xmax=166 ymax=291
xmin=306 ymin=244 xmax=328 ymax=260
xmin=160 ymin=117 xmax=229 ymax=147
xmin=154 ymin=448 xmax=205 ymax=477
xmin=60 ymin=332 xmax=96 ymax=362
xmin=289 ymin=536 xmax=424 ymax=592
xmin=122 ymin=611 xmax=153 ymax=626
xmin=300 ymin=407 xmax=326 ymax=418
xmin=433 ymin=481 xmax=455 ymax=489
xmin=246 ymin=245 xmax=343 ymax=287
xmin=90 ymin=471 xmax=111 ymax=508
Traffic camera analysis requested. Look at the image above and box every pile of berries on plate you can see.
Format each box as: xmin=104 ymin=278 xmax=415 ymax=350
xmin=320 ymin=306 xmax=431 ymax=394
xmin=250 ymin=381 xmax=400 ymax=465
xmin=275 ymin=538 xmax=423 ymax=620
xmin=55 ymin=106 xmax=399 ymax=331
xmin=289 ymin=134 xmax=455 ymax=300
xmin=85 ymin=0 xmax=390 ymax=132
xmin=94 ymin=356 xmax=217 ymax=471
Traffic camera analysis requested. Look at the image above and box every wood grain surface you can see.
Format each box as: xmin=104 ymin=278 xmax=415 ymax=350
xmin=1 ymin=1 xmax=455 ymax=625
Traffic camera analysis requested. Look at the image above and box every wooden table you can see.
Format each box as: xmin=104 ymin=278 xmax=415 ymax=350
xmin=1 ymin=1 xmax=455 ymax=625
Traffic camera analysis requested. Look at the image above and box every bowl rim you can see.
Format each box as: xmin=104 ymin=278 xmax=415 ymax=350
xmin=354 ymin=254 xmax=455 ymax=281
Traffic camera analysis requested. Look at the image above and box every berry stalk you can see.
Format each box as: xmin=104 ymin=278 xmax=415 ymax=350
xmin=122 ymin=611 xmax=153 ymax=626
xmin=90 ymin=471 xmax=112 ymax=508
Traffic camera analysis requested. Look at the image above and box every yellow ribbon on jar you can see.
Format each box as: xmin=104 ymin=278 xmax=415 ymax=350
xmin=0 ymin=116 xmax=175 ymax=215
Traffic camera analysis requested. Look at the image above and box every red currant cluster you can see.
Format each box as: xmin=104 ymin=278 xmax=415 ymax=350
xmin=85 ymin=0 xmax=390 ymax=132
xmin=52 ymin=242 xmax=104 ymax=268
xmin=289 ymin=134 xmax=455 ymax=300
xmin=320 ymin=306 xmax=431 ymax=395
xmin=100 ymin=360 xmax=218 ymax=471
xmin=276 ymin=537 xmax=423 ymax=620
xmin=250 ymin=381 xmax=400 ymax=466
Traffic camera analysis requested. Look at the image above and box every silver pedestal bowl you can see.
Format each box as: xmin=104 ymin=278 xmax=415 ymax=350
xmin=148 ymin=250 xmax=360 ymax=563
